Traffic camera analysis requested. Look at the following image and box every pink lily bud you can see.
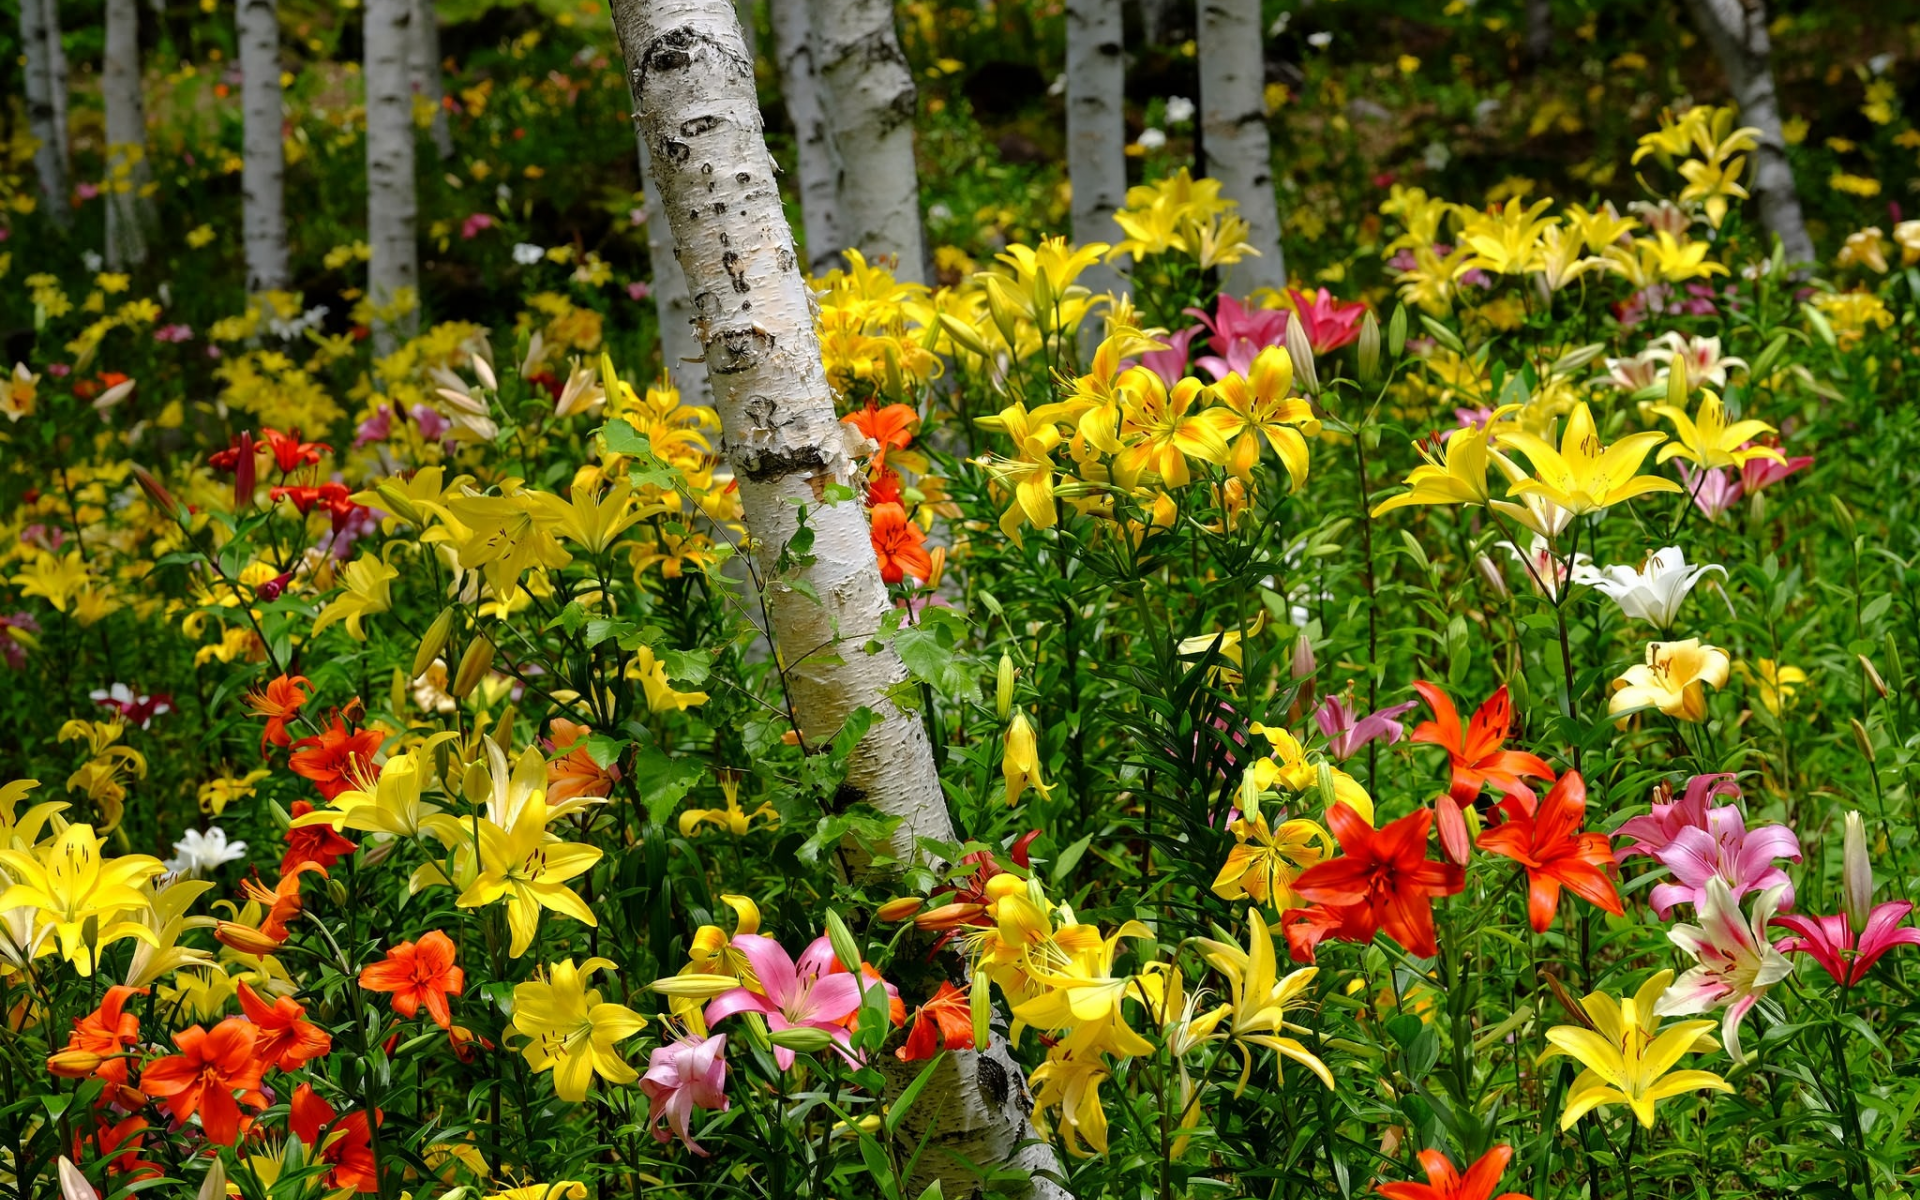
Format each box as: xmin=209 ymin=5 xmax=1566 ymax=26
xmin=1434 ymin=794 xmax=1473 ymax=866
xmin=1291 ymin=633 xmax=1316 ymax=680
xmin=1842 ymin=811 xmax=1873 ymax=931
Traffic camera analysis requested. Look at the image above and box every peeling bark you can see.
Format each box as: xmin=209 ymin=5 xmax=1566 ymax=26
xmin=770 ymin=0 xmax=843 ymax=276
xmin=1681 ymin=0 xmax=1815 ymax=267
xmin=1197 ymin=0 xmax=1286 ymax=292
xmin=18 ymin=0 xmax=69 ymax=226
xmin=1066 ymin=0 xmax=1129 ymax=303
xmin=366 ymin=0 xmax=421 ymax=355
xmin=104 ymin=0 xmax=153 ymax=268
xmin=609 ymin=2 xmax=1066 ymax=1192
xmin=239 ymin=0 xmax=290 ymax=293
xmin=812 ymin=0 xmax=927 ymax=280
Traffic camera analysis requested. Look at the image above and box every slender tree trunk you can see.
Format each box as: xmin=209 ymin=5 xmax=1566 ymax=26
xmin=366 ymin=0 xmax=420 ymax=355
xmin=631 ymin=130 xmax=712 ymax=406
xmin=770 ymin=0 xmax=842 ymax=275
xmin=412 ymin=0 xmax=455 ymax=161
xmin=47 ymin=0 xmax=70 ymax=175
xmin=1197 ymin=0 xmax=1285 ymax=292
xmin=813 ymin=0 xmax=926 ymax=281
xmin=103 ymin=0 xmax=153 ymax=268
xmin=18 ymin=0 xmax=69 ymax=226
xmin=1066 ymin=0 xmax=1128 ymax=302
xmin=610 ymin=4 xmax=1068 ymax=1194
xmin=239 ymin=0 xmax=290 ymax=293
xmin=1525 ymin=0 xmax=1552 ymax=66
xmin=1681 ymin=0 xmax=1814 ymax=267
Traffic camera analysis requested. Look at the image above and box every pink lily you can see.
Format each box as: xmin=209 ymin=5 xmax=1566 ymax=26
xmin=640 ymin=1033 xmax=730 ymax=1155
xmin=1655 ymin=878 xmax=1793 ymax=1064
xmin=1675 ymin=463 xmax=1743 ymax=521
xmin=1740 ymin=452 xmax=1813 ymax=493
xmin=702 ymin=935 xmax=864 ymax=1069
xmin=1134 ymin=326 xmax=1204 ymax=387
xmin=1771 ymin=811 xmax=1920 ymax=987
xmin=1187 ymin=294 xmax=1288 ymax=382
xmin=1313 ymin=695 xmax=1417 ymax=762
xmin=1281 ymin=287 xmax=1367 ymax=354
xmin=1616 ymin=775 xmax=1799 ymax=918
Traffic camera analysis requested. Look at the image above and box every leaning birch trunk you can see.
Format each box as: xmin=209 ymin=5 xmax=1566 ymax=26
xmin=1197 ymin=0 xmax=1286 ymax=292
xmin=366 ymin=0 xmax=420 ymax=355
xmin=18 ymin=0 xmax=68 ymax=226
xmin=813 ymin=0 xmax=926 ymax=281
xmin=1681 ymin=0 xmax=1814 ymax=268
xmin=611 ymin=4 xmax=1068 ymax=1195
xmin=239 ymin=0 xmax=290 ymax=293
xmin=1066 ymin=0 xmax=1128 ymax=303
xmin=412 ymin=0 xmax=455 ymax=161
xmin=770 ymin=0 xmax=842 ymax=275
xmin=631 ymin=130 xmax=712 ymax=406
xmin=103 ymin=0 xmax=152 ymax=268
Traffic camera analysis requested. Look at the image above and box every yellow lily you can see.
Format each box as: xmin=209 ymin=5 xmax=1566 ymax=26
xmin=1207 ymin=345 xmax=1319 ymax=490
xmin=1014 ymin=919 xmax=1156 ymax=1058
xmin=1609 ymin=639 xmax=1732 ymax=722
xmin=122 ymin=876 xmax=217 ymax=988
xmin=1734 ymin=658 xmax=1806 ymax=717
xmin=1652 ymin=380 xmax=1784 ymax=470
xmin=446 ymin=491 xmax=573 ymax=599
xmin=1193 ymin=909 xmax=1335 ymax=1093
xmin=1541 ymin=969 xmax=1731 ymax=1129
xmin=1030 ymin=1048 xmax=1111 ymax=1157
xmin=295 ymin=744 xmax=456 ymax=839
xmin=312 ymin=554 xmax=399 ymax=640
xmin=453 ymin=793 xmax=603 ymax=958
xmin=1112 ymin=367 xmax=1229 ymax=488
xmin=528 ymin=480 xmax=657 ymax=555
xmin=1246 ymin=724 xmax=1374 ymax=823
xmin=0 ymin=824 xmax=166 ymax=975
xmin=1497 ymin=402 xmax=1681 ymax=515
xmin=1211 ymin=810 xmax=1330 ymax=911
xmin=1371 ymin=424 xmax=1497 ymax=515
xmin=679 ymin=773 xmax=777 ymax=836
xmin=1003 ymin=710 xmax=1051 ymax=808
xmin=650 ymin=894 xmax=761 ymax=1035
xmin=512 ymin=956 xmax=647 ymax=1102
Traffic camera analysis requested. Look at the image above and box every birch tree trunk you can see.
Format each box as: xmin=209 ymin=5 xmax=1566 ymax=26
xmin=631 ymin=129 xmax=712 ymax=406
xmin=46 ymin=0 xmax=70 ymax=174
xmin=813 ymin=0 xmax=926 ymax=281
xmin=412 ymin=0 xmax=455 ymax=161
xmin=1197 ymin=0 xmax=1286 ymax=292
xmin=103 ymin=0 xmax=152 ymax=268
xmin=18 ymin=0 xmax=69 ymax=226
xmin=366 ymin=0 xmax=421 ymax=355
xmin=1525 ymin=0 xmax=1552 ymax=66
xmin=611 ymin=4 xmax=1067 ymax=1194
xmin=239 ymin=0 xmax=290 ymax=293
xmin=1066 ymin=0 xmax=1128 ymax=302
xmin=770 ymin=0 xmax=842 ymax=275
xmin=1681 ymin=0 xmax=1814 ymax=267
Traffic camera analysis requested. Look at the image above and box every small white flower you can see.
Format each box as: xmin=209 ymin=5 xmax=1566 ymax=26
xmin=1136 ymin=128 xmax=1168 ymax=151
xmin=1268 ymin=11 xmax=1292 ymax=36
xmin=1868 ymin=53 xmax=1895 ymax=76
xmin=1573 ymin=546 xmax=1725 ymax=629
xmin=512 ymin=242 xmax=547 ymax=266
xmin=1307 ymin=30 xmax=1333 ymax=48
xmin=1164 ymin=96 xmax=1195 ymax=125
xmin=164 ymin=826 xmax=248 ymax=877
xmin=1422 ymin=141 xmax=1451 ymax=171
xmin=928 ymin=202 xmax=953 ymax=223
xmin=1047 ymin=73 xmax=1067 ymax=97
xmin=83 ymin=250 xmax=104 ymax=272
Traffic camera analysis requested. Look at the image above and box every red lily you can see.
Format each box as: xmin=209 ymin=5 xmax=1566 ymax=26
xmin=1771 ymin=903 xmax=1920 ymax=988
xmin=282 ymin=800 xmax=358 ymax=874
xmin=262 ymin=427 xmax=331 ymax=473
xmin=290 ymin=1083 xmax=380 ymax=1193
xmin=245 ymin=673 xmax=311 ymax=754
xmin=1377 ymin=1143 xmax=1531 ymax=1200
xmin=49 ymin=985 xmax=145 ymax=1094
xmin=289 ymin=716 xmax=383 ymax=799
xmin=1293 ymin=804 xmax=1465 ymax=958
xmin=208 ymin=431 xmax=258 ymax=506
xmin=1411 ymin=682 xmax=1555 ymax=804
xmin=1475 ymin=771 xmax=1623 ymax=933
xmin=870 ymin=501 xmax=933 ymax=585
xmin=843 ymin=402 xmax=918 ymax=471
xmin=237 ymin=981 xmax=333 ymax=1071
xmin=897 ymin=982 xmax=975 ymax=1061
xmin=139 ymin=1018 xmax=267 ymax=1145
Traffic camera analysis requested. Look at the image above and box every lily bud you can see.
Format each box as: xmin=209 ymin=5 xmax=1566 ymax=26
xmin=452 ymin=635 xmax=495 ymax=699
xmin=327 ymin=876 xmax=349 ymax=907
xmin=1842 ymin=810 xmax=1873 ymax=931
xmin=1666 ymin=352 xmax=1689 ymax=411
xmin=1859 ymin=655 xmax=1889 ymax=700
xmin=215 ymin=922 xmax=283 ymax=956
xmin=1284 ymin=316 xmax=1319 ymax=398
xmin=58 ymin=1158 xmax=99 ymax=1200
xmin=46 ymin=1049 xmax=104 ymax=1078
xmin=875 ymin=896 xmax=926 ymax=922
xmin=768 ymin=1026 xmax=836 ymax=1053
xmin=1850 ymin=717 xmax=1876 ymax=764
xmin=1290 ymin=633 xmax=1316 ymax=681
xmin=824 ymin=909 xmax=864 ymax=976
xmin=996 ymin=653 xmax=1016 ymax=720
xmin=1356 ymin=309 xmax=1381 ymax=384
xmin=130 ymin=464 xmax=181 ymax=521
xmin=1387 ymin=303 xmax=1408 ymax=358
xmin=462 ymin=757 xmax=491 ymax=806
xmin=472 ymin=349 xmax=498 ymax=392
xmin=374 ymin=482 xmax=425 ymax=527
xmin=414 ymin=607 xmax=456 ymax=679
xmin=196 ymin=1158 xmax=229 ymax=1200
xmin=1434 ymin=795 xmax=1472 ymax=866
xmin=925 ymin=544 xmax=947 ymax=591
xmin=268 ymin=800 xmax=292 ymax=834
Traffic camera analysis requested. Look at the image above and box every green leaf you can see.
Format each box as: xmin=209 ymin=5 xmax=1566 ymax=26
xmin=599 ymin=418 xmax=682 ymax=488
xmin=889 ymin=1054 xmax=949 ymax=1136
xmin=632 ymin=746 xmax=705 ymax=827
xmin=586 ymin=733 xmax=630 ymax=770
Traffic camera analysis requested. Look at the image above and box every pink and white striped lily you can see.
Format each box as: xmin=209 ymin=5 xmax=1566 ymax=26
xmin=1654 ymin=878 xmax=1793 ymax=1064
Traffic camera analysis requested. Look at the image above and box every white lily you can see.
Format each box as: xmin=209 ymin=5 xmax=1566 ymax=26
xmin=1573 ymin=545 xmax=1725 ymax=629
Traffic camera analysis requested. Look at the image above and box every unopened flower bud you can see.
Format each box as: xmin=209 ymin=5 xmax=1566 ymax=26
xmin=375 ymin=482 xmax=425 ymax=527
xmin=1859 ymin=654 xmax=1889 ymax=700
xmin=1842 ymin=810 xmax=1873 ymax=931
xmin=996 ymin=653 xmax=1016 ymax=720
xmin=130 ymin=464 xmax=181 ymax=521
xmin=46 ymin=1049 xmax=103 ymax=1078
xmin=1290 ymin=634 xmax=1316 ymax=681
xmin=1356 ymin=310 xmax=1381 ymax=384
xmin=875 ymin=896 xmax=926 ymax=922
xmin=1284 ymin=314 xmax=1320 ymax=398
xmin=1850 ymin=717 xmax=1876 ymax=764
xmin=268 ymin=800 xmax=292 ymax=834
xmin=768 ymin=1026 xmax=836 ymax=1053
xmin=1667 ymin=352 xmax=1689 ymax=411
xmin=824 ymin=909 xmax=864 ymax=975
xmin=1387 ymin=303 xmax=1408 ymax=358
xmin=215 ymin=922 xmax=283 ymax=956
xmin=327 ymin=877 xmax=349 ymax=907
xmin=414 ymin=608 xmax=456 ymax=680
xmin=452 ymin=635 xmax=495 ymax=699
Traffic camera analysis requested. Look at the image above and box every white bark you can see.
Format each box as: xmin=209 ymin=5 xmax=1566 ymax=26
xmin=239 ymin=0 xmax=290 ymax=293
xmin=735 ymin=0 xmax=759 ymax=67
xmin=1066 ymin=0 xmax=1128 ymax=302
xmin=18 ymin=0 xmax=69 ymax=225
xmin=1197 ymin=0 xmax=1285 ymax=293
xmin=610 ymin=3 xmax=1066 ymax=1193
xmin=103 ymin=0 xmax=152 ymax=268
xmin=813 ymin=0 xmax=926 ymax=281
xmin=631 ymin=130 xmax=712 ymax=406
xmin=366 ymin=0 xmax=420 ymax=355
xmin=411 ymin=0 xmax=455 ymax=161
xmin=770 ymin=0 xmax=842 ymax=275
xmin=1525 ymin=0 xmax=1552 ymax=65
xmin=1682 ymin=0 xmax=1814 ymax=267
xmin=47 ymin=0 xmax=70 ymax=174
